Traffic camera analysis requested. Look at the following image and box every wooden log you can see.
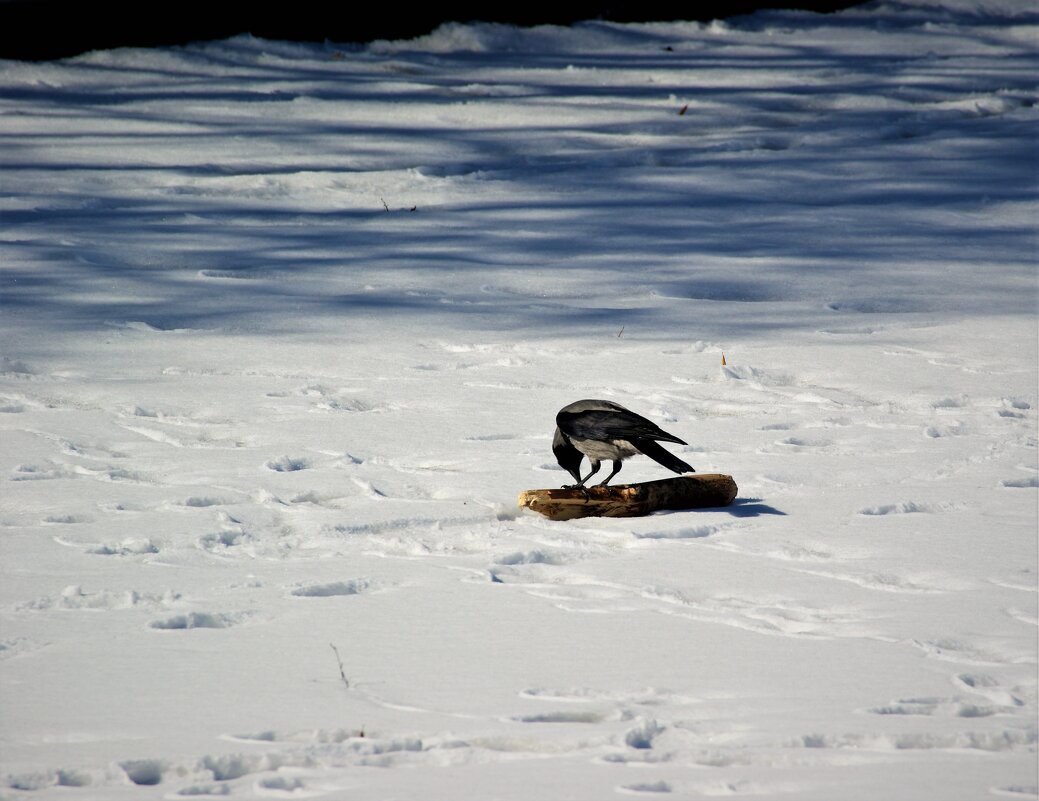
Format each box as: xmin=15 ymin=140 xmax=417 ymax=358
xmin=517 ymin=474 xmax=737 ymax=521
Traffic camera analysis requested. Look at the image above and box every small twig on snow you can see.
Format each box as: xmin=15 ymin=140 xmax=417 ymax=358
xmin=330 ymin=643 xmax=349 ymax=688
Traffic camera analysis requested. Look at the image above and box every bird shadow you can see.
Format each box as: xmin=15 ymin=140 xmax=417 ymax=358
xmin=724 ymin=497 xmax=787 ymax=517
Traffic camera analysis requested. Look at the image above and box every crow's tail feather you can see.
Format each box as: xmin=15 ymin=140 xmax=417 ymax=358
xmin=633 ymin=439 xmax=695 ymax=474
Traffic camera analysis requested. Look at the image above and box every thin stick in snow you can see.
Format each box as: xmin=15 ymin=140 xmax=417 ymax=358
xmin=330 ymin=643 xmax=349 ymax=689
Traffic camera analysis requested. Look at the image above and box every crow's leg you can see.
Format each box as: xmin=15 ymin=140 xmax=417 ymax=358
xmin=576 ymin=459 xmax=601 ymax=487
xmin=597 ymin=460 xmax=623 ymax=486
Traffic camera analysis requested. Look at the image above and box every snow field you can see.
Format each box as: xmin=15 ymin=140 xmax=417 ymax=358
xmin=1 ymin=1 xmax=1037 ymax=798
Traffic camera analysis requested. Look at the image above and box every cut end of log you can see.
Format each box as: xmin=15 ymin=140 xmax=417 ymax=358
xmin=518 ymin=474 xmax=737 ymax=521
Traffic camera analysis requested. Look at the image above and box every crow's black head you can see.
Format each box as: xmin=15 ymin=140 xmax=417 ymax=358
xmin=552 ymin=427 xmax=584 ymax=484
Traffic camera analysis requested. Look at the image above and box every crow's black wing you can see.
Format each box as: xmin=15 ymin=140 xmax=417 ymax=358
xmin=556 ymin=409 xmax=686 ymax=445
xmin=631 ymin=438 xmax=695 ymax=474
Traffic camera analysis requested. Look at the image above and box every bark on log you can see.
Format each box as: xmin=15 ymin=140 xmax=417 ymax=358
xmin=517 ymin=474 xmax=737 ymax=521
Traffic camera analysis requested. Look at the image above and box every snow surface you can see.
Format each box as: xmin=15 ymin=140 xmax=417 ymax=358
xmin=1 ymin=1 xmax=1037 ymax=799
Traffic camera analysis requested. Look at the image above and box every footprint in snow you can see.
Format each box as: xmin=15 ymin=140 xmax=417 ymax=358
xmin=991 ymin=786 xmax=1039 ymax=799
xmin=925 ymin=423 xmax=968 ymax=438
xmin=0 ymin=637 xmax=41 ymax=660
xmin=181 ymin=495 xmax=231 ymax=508
xmin=793 ymin=567 xmax=947 ymax=595
xmin=619 ymin=780 xmax=673 ymax=795
xmin=911 ymin=637 xmax=1025 ymax=666
xmin=228 ymin=727 xmax=363 ymax=744
xmin=625 ymin=719 xmax=665 ymax=749
xmin=495 ymin=549 xmax=573 ymax=566
xmin=174 ymin=783 xmax=231 ymax=796
xmin=868 ymin=697 xmax=1005 ymax=718
xmin=858 ymin=501 xmax=936 ymax=515
xmin=519 ymin=686 xmax=699 ymax=707
xmin=512 ymin=710 xmax=609 ymax=724
xmin=197 ymin=530 xmax=251 ymax=552
xmin=634 ymin=524 xmax=718 ymax=540
xmin=998 ymin=398 xmax=1032 ymax=419
xmin=42 ymin=513 xmax=91 ymax=524
xmin=11 ymin=462 xmax=79 ymax=481
xmin=932 ymin=395 xmax=970 ymax=409
xmin=84 ymin=538 xmax=160 ymax=556
xmin=18 ymin=586 xmax=181 ymax=612
xmin=956 ymin=673 xmax=1026 ymax=707
xmin=265 ymin=456 xmax=310 ymax=472
xmin=259 ymin=776 xmax=307 ymax=793
xmin=149 ymin=611 xmax=248 ymax=630
xmin=119 ymin=759 xmax=165 ymax=786
xmin=289 ymin=579 xmax=370 ymax=597
xmin=776 ymin=436 xmax=831 ymax=449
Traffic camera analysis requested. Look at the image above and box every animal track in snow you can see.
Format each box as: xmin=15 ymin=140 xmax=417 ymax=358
xmin=15 ymin=457 xmax=150 ymax=485
xmin=497 ymin=567 xmax=867 ymax=640
xmin=625 ymin=719 xmax=665 ymax=750
xmin=265 ymin=455 xmax=311 ymax=472
xmin=645 ymin=586 xmax=868 ymax=639
xmin=775 ymin=436 xmax=831 ymax=450
xmin=4 ymin=769 xmax=93 ymax=791
xmin=283 ymin=383 xmax=389 ymax=414
xmin=41 ymin=513 xmax=91 ymax=524
xmin=173 ymin=782 xmax=232 ymax=796
xmin=753 ymin=543 xmax=835 ymax=562
xmin=182 ymin=496 xmax=232 ymax=508
xmin=925 ymin=422 xmax=968 ymax=438
xmin=997 ymin=397 xmax=1032 ymax=420
xmin=11 ymin=462 xmax=82 ymax=481
xmin=197 ymin=529 xmax=253 ymax=553
xmin=868 ymin=696 xmax=1008 ymax=718
xmin=932 ymin=395 xmax=970 ymax=409
xmin=619 ymin=780 xmax=672 ymax=794
xmin=634 ymin=524 xmax=718 ymax=540
xmin=792 ymin=568 xmax=949 ymax=595
xmin=119 ymin=759 xmax=166 ymax=786
xmin=513 ymin=710 xmax=609 ymax=724
xmin=857 ymin=501 xmax=948 ymax=515
xmin=519 ymin=686 xmax=700 ymax=708
xmin=0 ymin=637 xmax=40 ymax=660
xmin=257 ymin=776 xmax=308 ymax=794
xmin=1001 ymin=476 xmax=1038 ymax=489
xmin=911 ymin=638 xmax=1032 ymax=666
xmin=796 ymin=728 xmax=1037 ymax=752
xmin=286 ymin=489 xmax=345 ymax=506
xmin=289 ymin=579 xmax=370 ymax=597
xmin=992 ymin=787 xmax=1039 ymax=799
xmin=149 ymin=611 xmax=249 ymax=630
xmin=18 ymin=585 xmax=181 ymax=612
xmin=956 ymin=673 xmax=1027 ymax=708
xmin=495 ymin=549 xmax=574 ymax=566
xmin=81 ymin=537 xmax=160 ymax=556
xmin=228 ymin=727 xmax=365 ymax=744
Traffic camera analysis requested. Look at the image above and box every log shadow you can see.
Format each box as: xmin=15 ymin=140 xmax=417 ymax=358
xmin=725 ymin=498 xmax=786 ymax=517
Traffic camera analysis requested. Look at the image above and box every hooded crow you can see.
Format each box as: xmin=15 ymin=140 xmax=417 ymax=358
xmin=552 ymin=399 xmax=695 ymax=487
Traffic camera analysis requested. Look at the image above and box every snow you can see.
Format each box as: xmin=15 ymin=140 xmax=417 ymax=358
xmin=1 ymin=1 xmax=1036 ymax=798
